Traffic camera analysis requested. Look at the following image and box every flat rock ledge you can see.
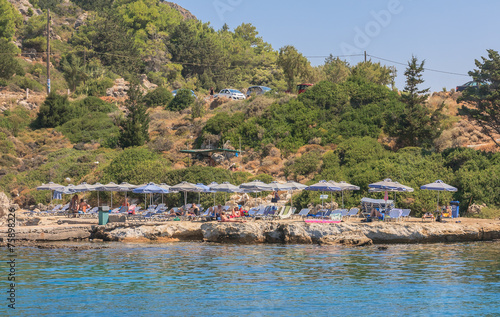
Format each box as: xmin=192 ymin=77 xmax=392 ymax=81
xmin=2 ymin=221 xmax=500 ymax=246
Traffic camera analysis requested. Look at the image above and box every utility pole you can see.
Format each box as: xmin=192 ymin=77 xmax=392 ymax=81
xmin=46 ymin=9 xmax=51 ymax=94
xmin=364 ymin=51 xmax=367 ymax=63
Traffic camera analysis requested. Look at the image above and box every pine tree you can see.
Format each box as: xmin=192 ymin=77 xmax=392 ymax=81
xmin=460 ymin=49 xmax=500 ymax=147
xmin=386 ymin=56 xmax=444 ymax=148
xmin=118 ymin=85 xmax=150 ymax=148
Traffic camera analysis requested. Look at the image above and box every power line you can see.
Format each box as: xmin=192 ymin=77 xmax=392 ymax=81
xmin=4 ymin=48 xmax=471 ymax=77
xmin=368 ymin=54 xmax=470 ymax=77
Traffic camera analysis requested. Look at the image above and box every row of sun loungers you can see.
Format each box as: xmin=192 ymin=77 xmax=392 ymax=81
xmin=24 ymin=202 xmax=412 ymax=222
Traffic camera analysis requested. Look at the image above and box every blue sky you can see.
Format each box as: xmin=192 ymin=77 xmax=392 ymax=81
xmin=172 ymin=0 xmax=500 ymax=92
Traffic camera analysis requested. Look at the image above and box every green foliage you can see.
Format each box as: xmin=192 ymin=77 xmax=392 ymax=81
xmin=57 ymin=112 xmax=119 ymax=145
xmin=0 ymin=0 xmax=22 ymax=40
xmin=350 ymin=61 xmax=395 ymax=87
xmin=60 ymin=53 xmax=87 ymax=91
xmin=469 ymin=207 xmax=500 ymax=219
xmin=323 ymin=55 xmax=351 ymax=84
xmin=0 ymin=39 xmax=23 ymax=79
xmin=70 ymin=10 xmax=143 ymax=76
xmin=167 ymin=89 xmax=195 ymax=111
xmin=21 ymin=14 xmax=47 ymax=52
xmin=285 ymin=151 xmax=321 ymax=178
xmin=278 ymin=45 xmax=311 ymax=91
xmin=103 ymin=147 xmax=169 ymax=184
xmin=0 ymin=107 xmax=32 ymax=136
xmin=143 ymin=87 xmax=172 ymax=108
xmin=191 ymin=98 xmax=206 ymax=120
xmin=11 ymin=76 xmax=44 ymax=92
xmin=73 ymin=96 xmax=118 ymax=113
xmin=385 ymin=56 xmax=445 ymax=149
xmin=459 ymin=49 xmax=500 ymax=148
xmin=37 ymin=0 xmax=62 ymax=10
xmin=34 ymin=93 xmax=75 ymax=128
xmin=118 ymin=85 xmax=150 ymax=148
xmin=75 ymin=77 xmax=114 ymax=97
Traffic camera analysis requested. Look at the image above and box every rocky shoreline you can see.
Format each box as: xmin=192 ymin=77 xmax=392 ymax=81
xmin=2 ymin=217 xmax=500 ymax=247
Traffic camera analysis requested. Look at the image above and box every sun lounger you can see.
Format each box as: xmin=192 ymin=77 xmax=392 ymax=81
xmin=401 ymin=209 xmax=411 ymax=220
xmin=279 ymin=206 xmax=293 ymax=219
xmin=385 ymin=209 xmax=403 ymax=222
xmin=345 ymin=208 xmax=360 ymax=220
xmin=296 ymin=208 xmax=310 ymax=218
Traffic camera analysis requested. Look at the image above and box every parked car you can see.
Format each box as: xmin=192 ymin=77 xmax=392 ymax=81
xmin=246 ymin=86 xmax=272 ymax=97
xmin=297 ymin=83 xmax=313 ymax=94
xmin=216 ymin=89 xmax=246 ymax=100
xmin=172 ymin=89 xmax=197 ymax=98
xmin=456 ymin=81 xmax=480 ymax=92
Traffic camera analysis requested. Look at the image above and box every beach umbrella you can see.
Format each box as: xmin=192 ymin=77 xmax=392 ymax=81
xmin=328 ymin=181 xmax=360 ymax=209
xmin=36 ymin=182 xmax=65 ymax=191
xmin=369 ymin=179 xmax=414 ymax=210
xmin=420 ymin=180 xmax=458 ymax=211
xmin=95 ymin=182 xmax=122 ymax=208
xmin=368 ymin=178 xmax=413 ymax=192
xmin=170 ymin=181 xmax=202 ymax=208
xmin=133 ymin=183 xmax=169 ymax=207
xmin=210 ymin=182 xmax=241 ymax=204
xmin=239 ymin=180 xmax=272 ymax=205
xmin=72 ymin=182 xmax=97 ymax=194
xmin=239 ymin=180 xmax=271 ymax=192
xmin=305 ymin=180 xmax=342 ymax=209
xmin=37 ymin=182 xmax=65 ymax=204
xmin=92 ymin=183 xmax=103 ymax=206
xmin=286 ymin=180 xmax=307 ymax=211
xmin=117 ymin=182 xmax=137 ymax=203
xmin=208 ymin=182 xmax=219 ymax=206
xmin=195 ymin=183 xmax=214 ymax=206
xmin=158 ymin=183 xmax=171 ymax=204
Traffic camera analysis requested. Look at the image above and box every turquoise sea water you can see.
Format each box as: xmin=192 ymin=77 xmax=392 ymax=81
xmin=1 ymin=241 xmax=500 ymax=316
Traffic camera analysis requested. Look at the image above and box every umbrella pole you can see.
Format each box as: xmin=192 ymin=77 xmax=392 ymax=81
xmin=111 ymin=191 xmax=113 ymax=209
xmin=184 ymin=191 xmax=187 ymax=208
xmin=437 ymin=191 xmax=440 ymax=212
xmin=342 ymin=191 xmax=344 ymax=209
xmin=97 ymin=191 xmax=100 ymax=207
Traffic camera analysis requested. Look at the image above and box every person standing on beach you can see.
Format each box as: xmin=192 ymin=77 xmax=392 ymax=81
xmin=70 ymin=194 xmax=79 ymax=215
xmin=210 ymin=87 xmax=214 ymax=99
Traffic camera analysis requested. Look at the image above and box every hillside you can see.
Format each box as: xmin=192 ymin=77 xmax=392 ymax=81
xmin=1 ymin=0 xmax=500 ymax=217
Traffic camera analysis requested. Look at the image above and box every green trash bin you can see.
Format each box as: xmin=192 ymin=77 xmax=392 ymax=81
xmin=98 ymin=206 xmax=110 ymax=225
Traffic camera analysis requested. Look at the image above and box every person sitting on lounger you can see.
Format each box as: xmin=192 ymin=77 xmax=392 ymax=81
xmin=220 ymin=211 xmax=246 ymax=223
xmin=122 ymin=198 xmax=132 ymax=214
xmin=78 ymin=199 xmax=90 ymax=213
xmin=370 ymin=208 xmax=382 ymax=219
xmin=231 ymin=206 xmax=240 ymax=218
xmin=189 ymin=204 xmax=200 ymax=215
xmin=422 ymin=212 xmax=435 ymax=221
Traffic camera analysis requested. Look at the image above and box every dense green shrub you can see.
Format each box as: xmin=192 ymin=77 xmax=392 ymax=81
xmin=34 ymin=93 xmax=75 ymax=128
xmin=73 ymin=96 xmax=118 ymax=113
xmin=167 ymin=89 xmax=195 ymax=111
xmin=143 ymin=87 xmax=173 ymax=108
xmin=11 ymin=76 xmax=44 ymax=92
xmin=104 ymin=147 xmax=169 ymax=184
xmin=75 ymin=77 xmax=114 ymax=97
xmin=57 ymin=112 xmax=119 ymax=145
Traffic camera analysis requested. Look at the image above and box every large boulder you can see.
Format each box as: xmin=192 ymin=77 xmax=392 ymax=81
xmin=0 ymin=192 xmax=10 ymax=218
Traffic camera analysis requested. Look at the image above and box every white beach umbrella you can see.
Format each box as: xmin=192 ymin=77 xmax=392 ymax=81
xmin=420 ymin=180 xmax=457 ymax=211
xmin=328 ymin=180 xmax=360 ymax=209
xmin=305 ymin=180 xmax=342 ymax=209
xmin=285 ymin=180 xmax=307 ymax=211
xmin=170 ymin=181 xmax=202 ymax=207
xmin=95 ymin=182 xmax=122 ymax=208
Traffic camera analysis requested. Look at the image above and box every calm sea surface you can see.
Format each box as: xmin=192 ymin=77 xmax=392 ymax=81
xmin=1 ymin=241 xmax=500 ymax=316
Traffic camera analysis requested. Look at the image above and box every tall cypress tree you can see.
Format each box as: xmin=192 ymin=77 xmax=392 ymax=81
xmin=118 ymin=85 xmax=150 ymax=148
xmin=386 ymin=56 xmax=444 ymax=148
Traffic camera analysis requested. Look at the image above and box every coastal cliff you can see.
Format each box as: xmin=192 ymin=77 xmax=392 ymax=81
xmin=3 ymin=219 xmax=499 ymax=246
